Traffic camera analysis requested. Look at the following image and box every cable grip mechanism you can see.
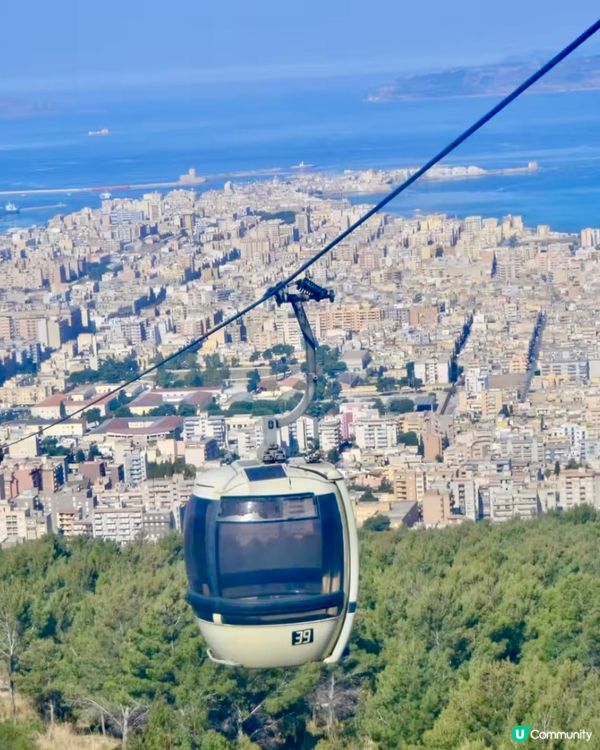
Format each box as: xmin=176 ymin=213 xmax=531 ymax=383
xmin=260 ymin=278 xmax=334 ymax=462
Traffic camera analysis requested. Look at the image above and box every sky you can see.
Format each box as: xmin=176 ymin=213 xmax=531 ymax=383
xmin=0 ymin=1 xmax=599 ymax=93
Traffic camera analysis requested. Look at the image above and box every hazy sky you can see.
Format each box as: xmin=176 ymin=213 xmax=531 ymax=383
xmin=1 ymin=1 xmax=599 ymax=93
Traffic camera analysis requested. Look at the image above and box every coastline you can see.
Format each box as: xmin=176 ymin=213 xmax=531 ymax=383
xmin=366 ymin=83 xmax=600 ymax=103
xmin=0 ymin=161 xmax=536 ymax=201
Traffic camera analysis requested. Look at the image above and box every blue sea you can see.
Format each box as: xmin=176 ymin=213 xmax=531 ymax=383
xmin=0 ymin=76 xmax=599 ymax=231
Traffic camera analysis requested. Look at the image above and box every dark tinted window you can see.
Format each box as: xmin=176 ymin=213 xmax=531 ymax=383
xmin=183 ymin=496 xmax=211 ymax=596
xmin=219 ymin=494 xmax=317 ymax=521
xmin=244 ymin=465 xmax=287 ymax=482
xmin=216 ymin=493 xmax=343 ymax=600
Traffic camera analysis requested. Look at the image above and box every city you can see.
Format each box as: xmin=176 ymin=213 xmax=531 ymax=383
xmin=1 ymin=170 xmax=599 ymax=547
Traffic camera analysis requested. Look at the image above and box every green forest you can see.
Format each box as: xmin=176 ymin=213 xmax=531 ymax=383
xmin=1 ymin=508 xmax=599 ymax=749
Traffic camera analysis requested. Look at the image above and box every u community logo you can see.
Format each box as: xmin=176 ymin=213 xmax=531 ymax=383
xmin=513 ymin=726 xmax=531 ymax=743
xmin=511 ymin=724 xmax=593 ymax=743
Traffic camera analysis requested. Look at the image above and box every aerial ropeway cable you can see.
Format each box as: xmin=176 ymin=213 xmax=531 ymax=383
xmin=2 ymin=15 xmax=599 ymax=452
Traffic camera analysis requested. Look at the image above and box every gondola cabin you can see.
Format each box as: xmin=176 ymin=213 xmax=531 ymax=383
xmin=184 ymin=459 xmax=359 ymax=668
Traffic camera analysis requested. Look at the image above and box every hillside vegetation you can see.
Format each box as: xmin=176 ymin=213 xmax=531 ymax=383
xmin=0 ymin=508 xmax=599 ymax=749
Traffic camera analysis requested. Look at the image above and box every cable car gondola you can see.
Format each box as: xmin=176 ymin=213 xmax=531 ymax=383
xmin=183 ymin=279 xmax=359 ymax=668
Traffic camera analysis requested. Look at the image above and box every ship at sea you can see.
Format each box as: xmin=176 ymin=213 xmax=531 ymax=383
xmin=88 ymin=128 xmax=110 ymax=137
xmin=4 ymin=202 xmax=19 ymax=213
xmin=99 ymin=191 xmax=112 ymax=200
xmin=292 ymin=160 xmax=315 ymax=169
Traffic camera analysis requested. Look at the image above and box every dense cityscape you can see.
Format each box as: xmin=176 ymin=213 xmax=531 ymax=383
xmin=1 ymin=167 xmax=599 ymax=547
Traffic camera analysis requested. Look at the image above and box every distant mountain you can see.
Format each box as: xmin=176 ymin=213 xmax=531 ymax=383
xmin=368 ymin=55 xmax=600 ymax=101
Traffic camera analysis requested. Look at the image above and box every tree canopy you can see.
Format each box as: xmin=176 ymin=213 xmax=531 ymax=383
xmin=388 ymin=398 xmax=414 ymax=414
xmin=397 ymin=431 xmax=419 ymax=446
xmin=69 ymin=356 xmax=140 ymax=385
xmin=2 ymin=510 xmax=600 ymax=748
xmin=153 ymin=351 xmax=232 ymax=390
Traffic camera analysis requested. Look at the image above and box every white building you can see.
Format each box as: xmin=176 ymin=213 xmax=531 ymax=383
xmin=93 ymin=506 xmax=144 ymax=543
xmin=465 ymin=367 xmax=489 ymax=395
xmin=0 ymin=505 xmax=28 ymax=544
xmin=450 ymin=478 xmax=479 ymax=520
xmin=123 ymin=450 xmax=147 ymax=486
xmin=488 ymin=486 xmax=539 ymax=522
xmin=557 ymin=470 xmax=600 ymax=511
xmin=560 ymin=423 xmax=588 ymax=462
xmin=580 ymin=227 xmax=600 ymax=248
xmin=354 ymin=418 xmax=397 ymax=451
xmin=295 ymin=416 xmax=318 ymax=452
xmin=229 ymin=427 xmax=260 ymax=459
xmin=279 ymin=416 xmax=318 ymax=454
xmin=183 ymin=414 xmax=227 ymax=446
xmin=414 ymin=358 xmax=450 ymax=385
xmin=319 ymin=417 xmax=342 ymax=452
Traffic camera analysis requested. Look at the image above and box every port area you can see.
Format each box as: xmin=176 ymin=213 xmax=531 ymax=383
xmin=0 ymin=161 xmax=538 ymax=200
xmin=0 ymin=168 xmax=207 ymax=198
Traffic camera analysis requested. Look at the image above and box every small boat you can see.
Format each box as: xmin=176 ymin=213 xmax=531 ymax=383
xmin=292 ymin=161 xmax=315 ymax=169
xmin=4 ymin=202 xmax=19 ymax=213
xmin=99 ymin=191 xmax=112 ymax=200
xmin=88 ymin=128 xmax=110 ymax=137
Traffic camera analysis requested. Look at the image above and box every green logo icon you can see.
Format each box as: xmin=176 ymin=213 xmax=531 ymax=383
xmin=512 ymin=725 xmax=531 ymax=743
